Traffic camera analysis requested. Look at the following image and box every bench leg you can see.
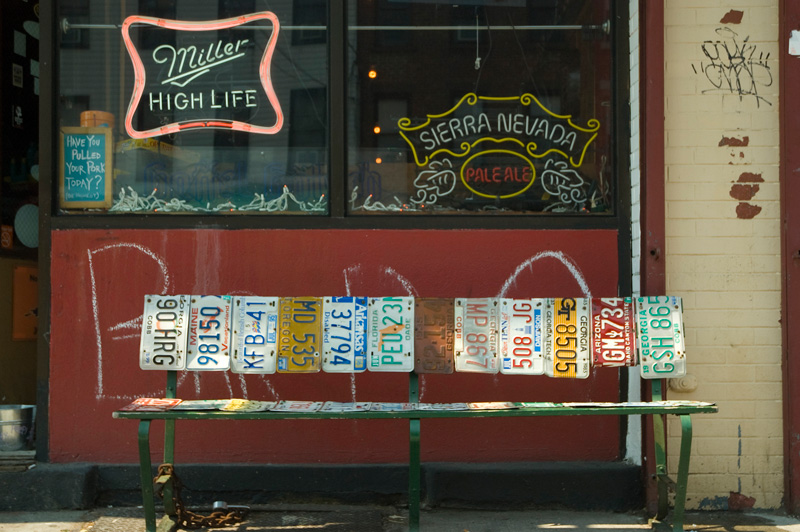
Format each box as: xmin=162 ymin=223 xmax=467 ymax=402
xmin=672 ymin=415 xmax=693 ymax=532
xmin=409 ymin=418 xmax=421 ymax=532
xmin=137 ymin=420 xmax=157 ymax=532
xmin=652 ymin=411 xmax=669 ymax=521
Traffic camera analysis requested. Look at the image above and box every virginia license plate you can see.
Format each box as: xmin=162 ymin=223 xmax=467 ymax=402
xmin=545 ymin=298 xmax=590 ymax=379
xmin=454 ymin=298 xmax=499 ymax=373
xmin=591 ymin=297 xmax=635 ymax=367
xmin=636 ymin=296 xmax=686 ymax=379
xmin=139 ymin=294 xmax=190 ymax=370
xmin=278 ymin=297 xmax=322 ymax=373
xmin=500 ymin=298 xmax=545 ymax=375
xmin=322 ymin=296 xmax=368 ymax=372
xmin=231 ymin=296 xmax=278 ymax=374
xmin=186 ymin=295 xmax=232 ymax=371
xmin=414 ymin=298 xmax=455 ymax=373
xmin=368 ymin=297 xmax=414 ymax=371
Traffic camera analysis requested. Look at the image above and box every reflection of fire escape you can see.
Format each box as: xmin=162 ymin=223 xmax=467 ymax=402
xmin=349 ymin=161 xmax=382 ymax=200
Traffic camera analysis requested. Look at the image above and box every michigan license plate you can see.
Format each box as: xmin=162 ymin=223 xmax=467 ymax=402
xmin=186 ymin=295 xmax=232 ymax=371
xmin=368 ymin=297 xmax=414 ymax=371
xmin=322 ymin=296 xmax=368 ymax=372
xmin=414 ymin=298 xmax=455 ymax=373
xmin=545 ymin=298 xmax=590 ymax=378
xmin=500 ymin=298 xmax=545 ymax=375
xmin=636 ymin=296 xmax=686 ymax=379
xmin=278 ymin=297 xmax=322 ymax=373
xmin=454 ymin=298 xmax=499 ymax=373
xmin=591 ymin=297 xmax=635 ymax=367
xmin=231 ymin=296 xmax=278 ymax=374
xmin=139 ymin=294 xmax=190 ymax=370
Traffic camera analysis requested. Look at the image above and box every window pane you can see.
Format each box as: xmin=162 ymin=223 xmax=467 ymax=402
xmin=347 ymin=0 xmax=615 ymax=215
xmin=58 ymin=0 xmax=328 ymax=214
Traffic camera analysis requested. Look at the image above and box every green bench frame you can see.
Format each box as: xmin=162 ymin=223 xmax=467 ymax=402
xmin=114 ymin=371 xmax=716 ymax=532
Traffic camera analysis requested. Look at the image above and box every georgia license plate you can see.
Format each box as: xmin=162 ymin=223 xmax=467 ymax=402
xmin=186 ymin=295 xmax=232 ymax=371
xmin=500 ymin=298 xmax=545 ymax=375
xmin=414 ymin=298 xmax=455 ymax=373
xmin=636 ymin=296 xmax=686 ymax=379
xmin=368 ymin=297 xmax=414 ymax=371
xmin=278 ymin=297 xmax=322 ymax=373
xmin=545 ymin=298 xmax=590 ymax=378
xmin=231 ymin=296 xmax=278 ymax=374
xmin=454 ymin=298 xmax=499 ymax=373
xmin=322 ymin=296 xmax=368 ymax=372
xmin=591 ymin=297 xmax=635 ymax=367
xmin=139 ymin=294 xmax=190 ymax=370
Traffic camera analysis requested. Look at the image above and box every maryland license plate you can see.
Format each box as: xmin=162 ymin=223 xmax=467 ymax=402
xmin=414 ymin=298 xmax=455 ymax=373
xmin=368 ymin=297 xmax=414 ymax=371
xmin=231 ymin=296 xmax=278 ymax=374
xmin=454 ymin=298 xmax=499 ymax=373
xmin=545 ymin=298 xmax=590 ymax=378
xmin=278 ymin=297 xmax=322 ymax=373
xmin=636 ymin=296 xmax=686 ymax=379
xmin=186 ymin=295 xmax=232 ymax=371
xmin=322 ymin=296 xmax=368 ymax=372
xmin=500 ymin=298 xmax=545 ymax=375
xmin=139 ymin=294 xmax=190 ymax=370
xmin=591 ymin=298 xmax=635 ymax=367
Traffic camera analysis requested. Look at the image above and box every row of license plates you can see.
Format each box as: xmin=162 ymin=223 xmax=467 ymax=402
xmin=139 ymin=295 xmax=686 ymax=379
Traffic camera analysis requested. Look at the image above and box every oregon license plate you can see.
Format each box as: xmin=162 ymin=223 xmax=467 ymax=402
xmin=454 ymin=298 xmax=499 ymax=373
xmin=322 ymin=296 xmax=368 ymax=372
xmin=636 ymin=296 xmax=686 ymax=379
xmin=139 ymin=294 xmax=190 ymax=370
xmin=591 ymin=297 xmax=635 ymax=367
xmin=278 ymin=297 xmax=322 ymax=373
xmin=231 ymin=296 xmax=278 ymax=374
xmin=368 ymin=297 xmax=414 ymax=371
xmin=545 ymin=298 xmax=590 ymax=378
xmin=186 ymin=295 xmax=232 ymax=371
xmin=414 ymin=298 xmax=455 ymax=373
xmin=500 ymin=298 xmax=545 ymax=375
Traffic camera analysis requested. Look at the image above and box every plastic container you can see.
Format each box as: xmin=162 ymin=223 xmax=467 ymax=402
xmin=0 ymin=405 xmax=34 ymax=451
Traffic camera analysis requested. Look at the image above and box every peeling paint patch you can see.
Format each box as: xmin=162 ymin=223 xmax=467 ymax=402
xmin=737 ymin=172 xmax=764 ymax=183
xmin=698 ymin=495 xmax=728 ymax=510
xmin=730 ymin=183 xmax=760 ymax=201
xmin=728 ymin=491 xmax=756 ymax=511
xmin=719 ymin=135 xmax=749 ymax=147
xmin=720 ymin=10 xmax=744 ymax=24
xmin=736 ymin=202 xmax=762 ymax=219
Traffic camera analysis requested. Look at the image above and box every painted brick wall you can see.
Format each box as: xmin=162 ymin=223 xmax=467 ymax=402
xmin=663 ymin=1 xmax=781 ymax=510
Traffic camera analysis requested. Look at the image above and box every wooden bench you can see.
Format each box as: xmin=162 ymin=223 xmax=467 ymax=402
xmin=114 ymin=295 xmax=717 ymax=532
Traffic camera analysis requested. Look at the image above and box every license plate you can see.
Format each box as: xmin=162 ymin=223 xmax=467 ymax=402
xmin=322 ymin=297 xmax=368 ymax=372
xmin=591 ymin=298 xmax=635 ymax=367
xmin=454 ymin=298 xmax=499 ymax=373
xmin=414 ymin=298 xmax=455 ymax=373
xmin=636 ymin=296 xmax=686 ymax=379
xmin=545 ymin=298 xmax=590 ymax=378
xmin=139 ymin=294 xmax=190 ymax=370
xmin=278 ymin=297 xmax=322 ymax=373
xmin=368 ymin=297 xmax=414 ymax=371
xmin=499 ymin=298 xmax=545 ymax=375
xmin=231 ymin=297 xmax=278 ymax=374
xmin=186 ymin=295 xmax=232 ymax=371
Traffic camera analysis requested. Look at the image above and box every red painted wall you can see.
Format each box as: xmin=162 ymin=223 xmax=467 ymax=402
xmin=49 ymin=228 xmax=622 ymax=464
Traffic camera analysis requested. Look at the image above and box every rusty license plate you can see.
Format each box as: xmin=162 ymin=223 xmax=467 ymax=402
xmin=500 ymin=298 xmax=545 ymax=375
xmin=414 ymin=298 xmax=455 ymax=373
xmin=278 ymin=297 xmax=322 ymax=373
xmin=368 ymin=297 xmax=414 ymax=371
xmin=591 ymin=297 xmax=635 ymax=367
xmin=322 ymin=296 xmax=368 ymax=372
xmin=636 ymin=296 xmax=686 ymax=379
xmin=454 ymin=298 xmax=499 ymax=373
xmin=186 ymin=295 xmax=232 ymax=371
xmin=545 ymin=298 xmax=590 ymax=378
xmin=139 ymin=294 xmax=190 ymax=370
xmin=231 ymin=296 xmax=278 ymax=374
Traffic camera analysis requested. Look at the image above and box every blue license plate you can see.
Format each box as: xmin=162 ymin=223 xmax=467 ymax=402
xmin=322 ymin=296 xmax=368 ymax=372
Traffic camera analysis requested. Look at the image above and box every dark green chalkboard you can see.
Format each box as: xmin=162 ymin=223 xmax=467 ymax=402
xmin=59 ymin=127 xmax=113 ymax=209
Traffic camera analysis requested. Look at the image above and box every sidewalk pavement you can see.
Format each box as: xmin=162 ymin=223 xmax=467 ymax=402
xmin=1 ymin=506 xmax=800 ymax=532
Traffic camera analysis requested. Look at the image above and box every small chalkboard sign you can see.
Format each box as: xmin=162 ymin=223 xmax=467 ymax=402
xmin=59 ymin=127 xmax=113 ymax=209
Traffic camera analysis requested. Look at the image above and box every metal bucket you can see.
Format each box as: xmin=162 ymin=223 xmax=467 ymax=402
xmin=0 ymin=405 xmax=34 ymax=451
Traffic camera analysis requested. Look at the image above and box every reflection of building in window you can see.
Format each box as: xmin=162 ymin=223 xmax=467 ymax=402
xmin=376 ymin=0 xmax=411 ymax=48
xmin=289 ymin=87 xmax=327 ymax=165
xmin=292 ymin=0 xmax=326 ymax=45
